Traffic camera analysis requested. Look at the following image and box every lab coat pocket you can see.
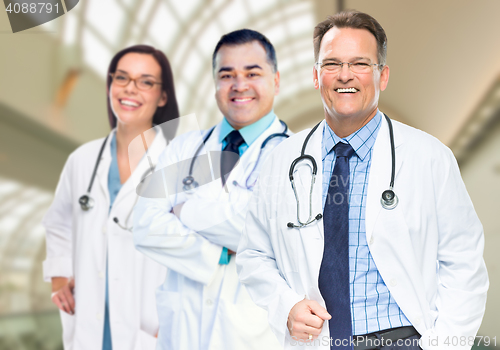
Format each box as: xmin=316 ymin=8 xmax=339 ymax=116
xmin=137 ymin=329 xmax=157 ymax=350
xmin=274 ymin=213 xmax=322 ymax=277
xmin=155 ymin=284 xmax=180 ymax=348
xmin=219 ymin=299 xmax=281 ymax=350
xmin=371 ymin=205 xmax=429 ymax=329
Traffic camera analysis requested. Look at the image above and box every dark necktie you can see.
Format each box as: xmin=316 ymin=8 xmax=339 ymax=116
xmin=319 ymin=142 xmax=355 ymax=349
xmin=220 ymin=130 xmax=244 ymax=186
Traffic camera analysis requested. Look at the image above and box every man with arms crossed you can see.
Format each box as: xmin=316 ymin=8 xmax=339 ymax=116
xmin=133 ymin=29 xmax=286 ymax=349
xmin=236 ymin=11 xmax=488 ymax=350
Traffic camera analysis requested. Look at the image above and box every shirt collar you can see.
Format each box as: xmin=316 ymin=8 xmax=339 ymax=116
xmin=219 ymin=110 xmax=276 ymax=146
xmin=322 ymin=110 xmax=383 ymax=161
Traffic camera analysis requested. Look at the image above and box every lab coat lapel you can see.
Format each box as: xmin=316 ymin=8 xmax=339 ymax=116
xmin=365 ymin=115 xmax=404 ymax=244
xmin=112 ymin=127 xmax=168 ymax=210
xmin=96 ymin=131 xmax=114 ymax=210
xmin=364 ymin=118 xmax=433 ymax=330
xmin=205 ymin=122 xmax=223 ymax=152
xmin=230 ymin=117 xmax=284 ymax=185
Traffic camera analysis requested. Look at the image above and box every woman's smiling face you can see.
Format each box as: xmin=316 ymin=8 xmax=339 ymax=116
xmin=110 ymin=52 xmax=167 ymax=128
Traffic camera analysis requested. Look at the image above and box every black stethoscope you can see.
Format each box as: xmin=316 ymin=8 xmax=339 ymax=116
xmin=78 ymin=135 xmax=109 ymax=211
xmin=287 ymin=114 xmax=398 ymax=229
xmin=182 ymin=120 xmax=290 ymax=192
xmin=78 ymin=135 xmax=155 ymax=231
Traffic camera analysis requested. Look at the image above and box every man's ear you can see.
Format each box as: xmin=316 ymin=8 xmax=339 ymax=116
xmin=274 ymin=71 xmax=280 ymax=95
xmin=313 ymin=66 xmax=319 ymax=90
xmin=158 ymin=91 xmax=168 ymax=107
xmin=379 ymin=65 xmax=390 ymax=92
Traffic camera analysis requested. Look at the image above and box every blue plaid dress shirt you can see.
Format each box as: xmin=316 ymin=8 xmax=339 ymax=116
xmin=321 ymin=111 xmax=412 ymax=335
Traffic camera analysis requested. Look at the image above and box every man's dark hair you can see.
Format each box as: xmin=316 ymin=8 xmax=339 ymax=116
xmin=106 ymin=45 xmax=179 ymax=141
xmin=212 ymin=29 xmax=278 ymax=72
xmin=313 ymin=10 xmax=387 ymax=66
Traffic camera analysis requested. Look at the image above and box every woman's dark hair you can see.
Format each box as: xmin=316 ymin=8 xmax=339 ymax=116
xmin=106 ymin=45 xmax=179 ymax=140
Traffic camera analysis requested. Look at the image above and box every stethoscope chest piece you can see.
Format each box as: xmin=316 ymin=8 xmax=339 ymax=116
xmin=182 ymin=175 xmax=199 ymax=193
xmin=380 ymin=189 xmax=398 ymax=210
xmin=79 ymin=194 xmax=94 ymax=211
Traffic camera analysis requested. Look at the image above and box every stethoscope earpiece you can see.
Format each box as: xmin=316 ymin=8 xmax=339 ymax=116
xmin=113 ymin=217 xmax=132 ymax=231
xmin=286 ymin=213 xmax=323 ymax=229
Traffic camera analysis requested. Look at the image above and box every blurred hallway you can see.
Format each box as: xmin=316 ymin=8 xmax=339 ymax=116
xmin=0 ymin=0 xmax=499 ymax=349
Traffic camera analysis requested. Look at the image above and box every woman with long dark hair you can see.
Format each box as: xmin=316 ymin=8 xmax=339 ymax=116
xmin=42 ymin=45 xmax=179 ymax=350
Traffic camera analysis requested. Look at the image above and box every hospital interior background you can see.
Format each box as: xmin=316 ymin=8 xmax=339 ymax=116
xmin=0 ymin=0 xmax=499 ymax=348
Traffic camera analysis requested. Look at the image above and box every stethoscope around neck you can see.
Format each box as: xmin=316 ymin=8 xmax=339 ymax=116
xmin=182 ymin=120 xmax=289 ymax=192
xmin=78 ymin=134 xmax=156 ymax=232
xmin=286 ymin=113 xmax=398 ymax=229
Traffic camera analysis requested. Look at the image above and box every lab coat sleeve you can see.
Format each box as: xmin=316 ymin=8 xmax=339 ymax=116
xmin=179 ymin=187 xmax=252 ymax=252
xmin=236 ymin=180 xmax=303 ymax=347
xmin=421 ymin=146 xmax=488 ymax=349
xmin=42 ymin=153 xmax=75 ymax=282
xmin=132 ymin=141 xmax=223 ymax=286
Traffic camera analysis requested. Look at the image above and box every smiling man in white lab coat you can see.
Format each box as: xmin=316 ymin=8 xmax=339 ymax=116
xmin=236 ymin=10 xmax=488 ymax=350
xmin=133 ymin=29 xmax=287 ymax=350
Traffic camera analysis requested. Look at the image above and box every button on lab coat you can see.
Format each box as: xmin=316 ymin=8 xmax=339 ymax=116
xmin=42 ymin=127 xmax=167 ymax=350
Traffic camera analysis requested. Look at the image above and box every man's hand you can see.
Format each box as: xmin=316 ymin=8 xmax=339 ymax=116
xmin=51 ymin=277 xmax=75 ymax=315
xmin=287 ymin=299 xmax=331 ymax=341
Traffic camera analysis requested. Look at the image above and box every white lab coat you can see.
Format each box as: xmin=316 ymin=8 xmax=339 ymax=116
xmin=42 ymin=127 xmax=167 ymax=350
xmin=236 ymin=117 xmax=489 ymax=350
xmin=133 ymin=117 xmax=287 ymax=350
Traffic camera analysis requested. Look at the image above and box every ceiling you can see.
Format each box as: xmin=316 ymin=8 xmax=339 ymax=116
xmin=2 ymin=0 xmax=500 ymax=146
xmin=34 ymin=0 xmax=500 ymax=145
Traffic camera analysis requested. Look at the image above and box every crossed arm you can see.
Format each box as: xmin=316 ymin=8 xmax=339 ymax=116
xmin=133 ymin=138 xmax=253 ymax=282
